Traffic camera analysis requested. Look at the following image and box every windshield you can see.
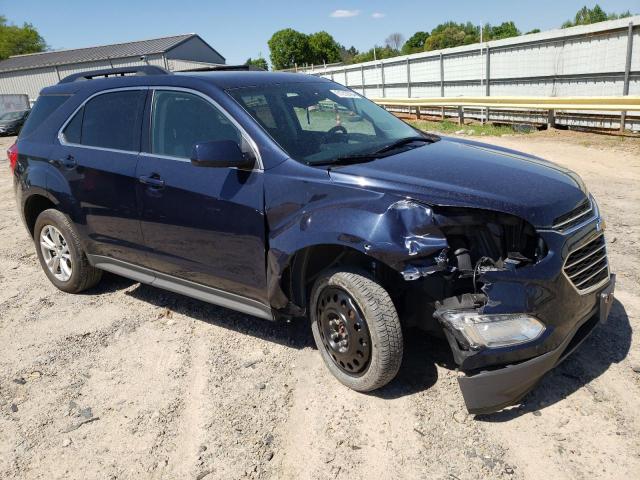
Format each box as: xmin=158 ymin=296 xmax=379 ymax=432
xmin=227 ymin=82 xmax=431 ymax=165
xmin=0 ymin=111 xmax=26 ymax=121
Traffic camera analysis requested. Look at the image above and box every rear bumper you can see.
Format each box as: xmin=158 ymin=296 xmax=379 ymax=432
xmin=458 ymin=274 xmax=615 ymax=414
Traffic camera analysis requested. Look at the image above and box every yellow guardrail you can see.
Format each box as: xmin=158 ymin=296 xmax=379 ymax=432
xmin=371 ymin=96 xmax=640 ymax=111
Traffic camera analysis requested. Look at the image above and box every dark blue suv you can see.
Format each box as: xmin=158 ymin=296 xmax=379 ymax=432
xmin=10 ymin=66 xmax=615 ymax=413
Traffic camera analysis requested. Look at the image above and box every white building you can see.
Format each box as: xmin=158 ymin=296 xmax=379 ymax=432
xmin=0 ymin=34 xmax=226 ymax=100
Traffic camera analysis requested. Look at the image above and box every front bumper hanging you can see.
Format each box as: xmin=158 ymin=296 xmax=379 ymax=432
xmin=455 ymin=274 xmax=615 ymax=414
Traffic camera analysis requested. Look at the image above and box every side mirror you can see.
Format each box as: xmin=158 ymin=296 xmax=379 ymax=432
xmin=190 ymin=140 xmax=254 ymax=169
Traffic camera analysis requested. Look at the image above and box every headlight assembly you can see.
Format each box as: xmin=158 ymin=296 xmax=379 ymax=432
xmin=438 ymin=311 xmax=545 ymax=349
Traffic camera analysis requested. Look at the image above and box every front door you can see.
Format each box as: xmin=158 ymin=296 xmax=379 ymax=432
xmin=136 ymin=89 xmax=267 ymax=303
xmin=52 ymin=88 xmax=147 ymax=264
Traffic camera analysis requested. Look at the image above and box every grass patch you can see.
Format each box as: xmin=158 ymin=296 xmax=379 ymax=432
xmin=408 ymin=119 xmax=530 ymax=136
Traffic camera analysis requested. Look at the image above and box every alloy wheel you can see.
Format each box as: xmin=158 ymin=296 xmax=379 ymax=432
xmin=39 ymin=225 xmax=72 ymax=282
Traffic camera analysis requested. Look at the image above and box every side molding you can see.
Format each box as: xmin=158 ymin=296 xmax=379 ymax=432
xmin=87 ymin=255 xmax=274 ymax=321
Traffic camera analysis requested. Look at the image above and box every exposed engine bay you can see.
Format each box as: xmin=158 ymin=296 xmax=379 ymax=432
xmin=395 ymin=205 xmax=549 ymax=366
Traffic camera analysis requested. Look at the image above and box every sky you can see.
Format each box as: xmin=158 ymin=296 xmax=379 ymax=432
xmin=4 ymin=1 xmax=639 ymax=65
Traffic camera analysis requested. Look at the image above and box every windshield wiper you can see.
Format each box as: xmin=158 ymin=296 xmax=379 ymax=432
xmin=372 ymin=135 xmax=432 ymax=154
xmin=311 ymin=152 xmax=383 ymax=167
xmin=310 ymin=135 xmax=436 ymax=167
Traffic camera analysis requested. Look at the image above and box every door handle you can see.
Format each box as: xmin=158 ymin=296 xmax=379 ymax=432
xmin=50 ymin=155 xmax=77 ymax=169
xmin=138 ymin=174 xmax=165 ymax=188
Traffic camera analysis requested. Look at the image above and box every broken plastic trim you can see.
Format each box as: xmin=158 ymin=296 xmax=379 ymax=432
xmin=401 ymin=248 xmax=449 ymax=280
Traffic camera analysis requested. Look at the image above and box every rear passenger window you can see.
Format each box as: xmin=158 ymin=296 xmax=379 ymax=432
xmin=80 ymin=90 xmax=146 ymax=151
xmin=151 ymin=90 xmax=242 ymax=158
xmin=19 ymin=95 xmax=70 ymax=138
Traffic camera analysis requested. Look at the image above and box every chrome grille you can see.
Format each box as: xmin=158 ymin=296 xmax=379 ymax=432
xmin=553 ymin=198 xmax=594 ymax=231
xmin=564 ymin=234 xmax=609 ymax=293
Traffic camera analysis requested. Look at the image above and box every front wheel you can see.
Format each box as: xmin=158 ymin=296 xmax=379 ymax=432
xmin=310 ymin=270 xmax=403 ymax=391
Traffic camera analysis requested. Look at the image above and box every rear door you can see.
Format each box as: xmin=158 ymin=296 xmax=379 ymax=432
xmin=136 ymin=88 xmax=267 ymax=302
xmin=52 ymin=88 xmax=147 ymax=264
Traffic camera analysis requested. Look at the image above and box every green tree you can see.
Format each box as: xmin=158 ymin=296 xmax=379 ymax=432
xmin=526 ymin=28 xmax=541 ymax=34
xmin=339 ymin=45 xmax=359 ymax=64
xmin=562 ymin=4 xmax=631 ymax=28
xmin=268 ymin=28 xmax=310 ymax=70
xmin=483 ymin=21 xmax=520 ymax=40
xmin=424 ymin=22 xmax=479 ymax=51
xmin=0 ymin=15 xmax=46 ymax=60
xmin=352 ymin=45 xmax=400 ymax=63
xmin=401 ymin=31 xmax=429 ymax=55
xmin=308 ymin=31 xmax=342 ymax=65
xmin=244 ymin=57 xmax=268 ymax=70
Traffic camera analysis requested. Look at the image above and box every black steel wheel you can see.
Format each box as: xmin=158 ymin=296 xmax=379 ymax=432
xmin=316 ymin=286 xmax=372 ymax=376
xmin=310 ymin=269 xmax=403 ymax=392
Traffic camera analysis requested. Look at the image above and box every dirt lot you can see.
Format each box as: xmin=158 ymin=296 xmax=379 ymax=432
xmin=0 ymin=131 xmax=639 ymax=480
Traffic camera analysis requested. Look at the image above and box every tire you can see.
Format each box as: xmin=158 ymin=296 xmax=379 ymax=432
xmin=33 ymin=209 xmax=102 ymax=293
xmin=310 ymin=269 xmax=403 ymax=392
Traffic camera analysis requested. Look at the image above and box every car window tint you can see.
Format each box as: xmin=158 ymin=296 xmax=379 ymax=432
xmin=81 ymin=90 xmax=146 ymax=151
xmin=62 ymin=106 xmax=83 ymax=144
xmin=19 ymin=95 xmax=70 ymax=139
xmin=151 ymin=90 xmax=241 ymax=159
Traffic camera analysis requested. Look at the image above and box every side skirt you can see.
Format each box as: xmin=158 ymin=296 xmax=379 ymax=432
xmin=87 ymin=255 xmax=274 ymax=321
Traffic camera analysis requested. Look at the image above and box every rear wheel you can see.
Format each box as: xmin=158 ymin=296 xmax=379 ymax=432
xmin=310 ymin=270 xmax=403 ymax=391
xmin=34 ymin=209 xmax=102 ymax=293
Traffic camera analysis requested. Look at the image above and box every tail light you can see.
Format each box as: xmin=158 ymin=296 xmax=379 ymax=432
xmin=7 ymin=143 xmax=18 ymax=172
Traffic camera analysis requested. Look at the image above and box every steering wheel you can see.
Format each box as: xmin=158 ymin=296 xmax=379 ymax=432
xmin=322 ymin=125 xmax=348 ymax=144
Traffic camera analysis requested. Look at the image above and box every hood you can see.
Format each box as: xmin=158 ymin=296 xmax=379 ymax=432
xmin=328 ymin=137 xmax=588 ymax=227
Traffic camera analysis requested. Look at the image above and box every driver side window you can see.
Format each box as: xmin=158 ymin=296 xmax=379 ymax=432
xmin=293 ymin=99 xmax=375 ymax=136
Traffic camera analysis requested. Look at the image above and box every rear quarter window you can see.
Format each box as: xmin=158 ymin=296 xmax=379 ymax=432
xmin=19 ymin=95 xmax=70 ymax=138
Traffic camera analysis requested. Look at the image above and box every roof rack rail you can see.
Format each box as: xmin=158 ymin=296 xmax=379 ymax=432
xmin=180 ymin=64 xmax=264 ymax=72
xmin=59 ymin=66 xmax=170 ymax=84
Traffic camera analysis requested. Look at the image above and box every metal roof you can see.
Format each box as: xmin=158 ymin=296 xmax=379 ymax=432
xmin=0 ymin=34 xmax=198 ymax=73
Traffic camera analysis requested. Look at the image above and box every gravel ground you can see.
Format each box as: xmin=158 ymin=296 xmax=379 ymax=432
xmin=0 ymin=131 xmax=638 ymax=480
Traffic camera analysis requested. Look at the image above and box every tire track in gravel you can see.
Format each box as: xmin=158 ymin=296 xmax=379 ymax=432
xmin=162 ymin=323 xmax=210 ymax=479
xmin=274 ymin=347 xmax=425 ymax=480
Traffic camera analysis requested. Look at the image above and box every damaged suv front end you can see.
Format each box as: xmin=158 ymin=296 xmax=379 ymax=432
xmin=311 ymin=141 xmax=615 ymax=414
xmin=430 ymin=199 xmax=615 ymax=413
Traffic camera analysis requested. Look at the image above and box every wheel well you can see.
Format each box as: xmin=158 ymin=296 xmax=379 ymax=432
xmin=282 ymin=245 xmax=402 ymax=311
xmin=24 ymin=195 xmax=56 ymax=237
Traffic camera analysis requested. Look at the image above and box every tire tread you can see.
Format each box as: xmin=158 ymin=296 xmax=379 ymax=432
xmin=310 ymin=269 xmax=403 ymax=391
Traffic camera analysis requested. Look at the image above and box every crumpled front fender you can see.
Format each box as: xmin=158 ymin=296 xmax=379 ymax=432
xmin=265 ymin=171 xmax=449 ymax=310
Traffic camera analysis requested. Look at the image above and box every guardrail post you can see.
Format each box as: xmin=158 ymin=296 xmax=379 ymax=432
xmin=458 ymin=106 xmax=464 ymax=125
xmin=547 ymin=109 xmax=556 ymax=129
xmin=380 ymin=61 xmax=386 ymax=98
xmin=620 ymin=21 xmax=634 ymax=133
xmin=361 ymin=65 xmax=365 ymax=96
xmin=406 ymin=58 xmax=411 ymax=98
